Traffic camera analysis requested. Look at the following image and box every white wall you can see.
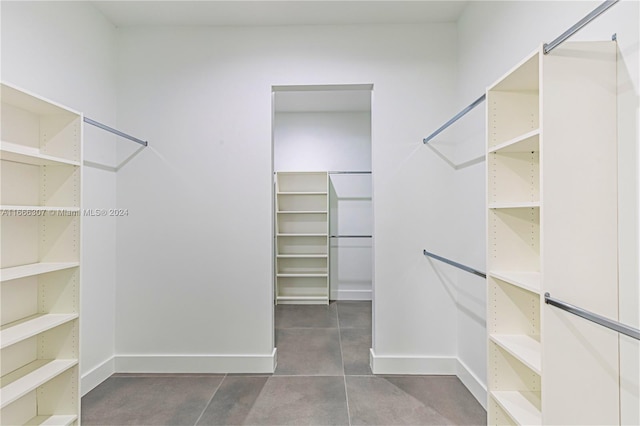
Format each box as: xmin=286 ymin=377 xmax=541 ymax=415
xmin=274 ymin=111 xmax=371 ymax=172
xmin=453 ymin=0 xmax=639 ymax=418
xmin=0 ymin=1 xmax=119 ymax=394
xmin=274 ymin=110 xmax=373 ymax=300
xmin=115 ymin=23 xmax=459 ymax=373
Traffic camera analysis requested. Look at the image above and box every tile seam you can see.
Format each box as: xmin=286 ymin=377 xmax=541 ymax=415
xmin=192 ymin=373 xmax=227 ymax=426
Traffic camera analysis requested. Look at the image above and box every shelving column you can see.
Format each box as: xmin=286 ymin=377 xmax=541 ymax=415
xmin=0 ymin=83 xmax=82 ymax=426
xmin=275 ymin=172 xmax=329 ymax=305
xmin=486 ymin=41 xmax=618 ymax=425
xmin=486 ymin=49 xmax=542 ymax=426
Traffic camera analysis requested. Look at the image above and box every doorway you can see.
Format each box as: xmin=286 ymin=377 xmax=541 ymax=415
xmin=271 ymin=84 xmax=373 ymax=374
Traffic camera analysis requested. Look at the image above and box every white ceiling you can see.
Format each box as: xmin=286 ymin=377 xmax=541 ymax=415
xmin=92 ymin=1 xmax=469 ymax=27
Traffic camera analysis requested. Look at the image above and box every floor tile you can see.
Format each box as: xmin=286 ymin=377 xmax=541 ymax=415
xmin=345 ymin=376 xmax=455 ymax=425
xmin=337 ymin=301 xmax=372 ymax=328
xmin=81 ymin=375 xmax=223 ymax=426
xmin=275 ymin=302 xmax=338 ymax=328
xmin=383 ymin=375 xmax=487 ymax=425
xmin=242 ymin=376 xmax=349 ymax=425
xmin=340 ymin=327 xmax=373 ymax=375
xmin=196 ymin=376 xmax=269 ymax=425
xmin=275 ymin=328 xmax=343 ymax=375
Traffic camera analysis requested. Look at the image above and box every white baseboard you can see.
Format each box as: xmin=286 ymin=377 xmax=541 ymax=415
xmin=85 ymin=351 xmax=484 ymax=408
xmin=369 ymin=349 xmax=457 ymax=375
xmin=368 ymin=350 xmax=487 ymax=408
xmin=456 ymin=359 xmax=487 ymax=409
xmin=330 ymin=289 xmax=372 ymax=301
xmin=81 ymin=356 xmax=115 ymax=396
xmin=115 ymin=348 xmax=277 ymax=374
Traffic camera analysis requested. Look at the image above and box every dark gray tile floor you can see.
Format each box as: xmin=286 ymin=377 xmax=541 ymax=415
xmin=82 ymin=301 xmax=486 ymax=425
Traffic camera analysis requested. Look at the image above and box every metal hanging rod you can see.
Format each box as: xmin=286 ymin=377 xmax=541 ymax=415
xmin=545 ymin=293 xmax=639 ymax=340
xmin=84 ymin=117 xmax=148 ymax=147
xmin=543 ymin=0 xmax=619 ymax=54
xmin=423 ymin=250 xmax=486 ymax=279
xmin=423 ymin=94 xmax=485 ymax=145
xmin=422 ymin=0 xmax=618 ymax=146
xmin=330 ymin=235 xmax=372 ymax=238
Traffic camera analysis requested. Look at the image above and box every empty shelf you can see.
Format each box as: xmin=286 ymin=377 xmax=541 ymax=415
xmin=1 ymin=314 xmax=78 ymax=349
xmin=488 ymin=202 xmax=540 ymax=209
xmin=277 ymin=254 xmax=328 ymax=259
xmin=488 ymin=129 xmax=540 ymax=154
xmin=491 ymin=391 xmax=541 ymax=425
xmin=489 ymin=271 xmax=541 ymax=294
xmin=276 ymin=296 xmax=328 ymax=301
xmin=0 ymin=141 xmax=80 ymax=166
xmin=276 ymin=273 xmax=328 ymax=277
xmin=277 ymin=233 xmax=328 ymax=237
xmin=490 ymin=334 xmax=541 ymax=374
xmin=277 ymin=211 xmax=327 ymax=214
xmin=277 ymin=192 xmax=327 ymax=195
xmin=0 ymin=359 xmax=77 ymax=409
xmin=1 ymin=262 xmax=79 ymax=282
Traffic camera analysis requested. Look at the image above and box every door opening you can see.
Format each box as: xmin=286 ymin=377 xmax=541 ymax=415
xmin=271 ymin=84 xmax=374 ymax=374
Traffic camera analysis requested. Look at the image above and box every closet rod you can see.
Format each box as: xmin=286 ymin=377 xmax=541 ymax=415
xmin=422 ymin=0 xmax=618 ymax=145
xmin=423 ymin=249 xmax=486 ymax=279
xmin=330 ymin=235 xmax=372 ymax=238
xmin=545 ymin=293 xmax=640 ymax=340
xmin=422 ymin=94 xmax=485 ymax=144
xmin=84 ymin=117 xmax=148 ymax=147
xmin=328 ymin=171 xmax=372 ymax=174
xmin=543 ymin=0 xmax=618 ymax=53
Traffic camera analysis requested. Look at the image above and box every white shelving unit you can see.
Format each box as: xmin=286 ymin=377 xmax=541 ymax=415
xmin=1 ymin=83 xmax=81 ymax=425
xmin=486 ymin=42 xmax=618 ymax=425
xmin=275 ymin=172 xmax=329 ymax=304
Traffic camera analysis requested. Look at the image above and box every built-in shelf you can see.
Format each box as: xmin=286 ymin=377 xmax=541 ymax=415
xmin=1 ymin=84 xmax=79 ymax=117
xmin=487 ymin=42 xmax=619 ymax=424
xmin=277 ymin=192 xmax=328 ymax=195
xmin=488 ymin=202 xmax=540 ymax=209
xmin=275 ymin=172 xmax=329 ymax=304
xmin=276 ymin=296 xmax=328 ymax=301
xmin=276 ymin=273 xmax=328 ymax=278
xmin=490 ymin=334 xmax=541 ymax=374
xmin=0 ymin=359 xmax=77 ymax=409
xmin=277 ymin=211 xmax=327 ymax=214
xmin=0 ymin=262 xmax=79 ymax=282
xmin=26 ymin=415 xmax=78 ymax=426
xmin=491 ymin=391 xmax=542 ymax=426
xmin=277 ymin=233 xmax=328 ymax=237
xmin=0 ymin=314 xmax=78 ymax=349
xmin=276 ymin=254 xmax=328 ymax=259
xmin=490 ymin=48 xmax=539 ymax=93
xmin=0 ymin=141 xmax=80 ymax=167
xmin=488 ymin=129 xmax=540 ymax=154
xmin=489 ymin=271 xmax=541 ymax=294
xmin=1 ymin=83 xmax=81 ymax=421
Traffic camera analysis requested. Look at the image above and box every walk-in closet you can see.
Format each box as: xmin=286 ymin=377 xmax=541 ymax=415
xmin=1 ymin=1 xmax=638 ymax=425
